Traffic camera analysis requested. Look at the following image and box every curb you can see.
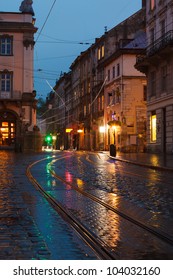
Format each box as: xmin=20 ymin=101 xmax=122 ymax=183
xmin=108 ymin=155 xmax=173 ymax=172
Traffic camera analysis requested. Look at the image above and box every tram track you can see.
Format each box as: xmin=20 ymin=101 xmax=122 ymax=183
xmin=48 ymin=158 xmax=173 ymax=247
xmin=85 ymin=152 xmax=173 ymax=186
xmin=26 ymin=155 xmax=115 ymax=260
xmin=26 ymin=153 xmax=173 ymax=259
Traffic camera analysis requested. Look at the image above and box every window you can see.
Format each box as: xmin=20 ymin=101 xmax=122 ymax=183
xmin=160 ymin=19 xmax=166 ymax=37
xmin=0 ymin=36 xmax=13 ymax=55
xmin=150 ymin=0 xmax=155 ymax=10
xmin=0 ymin=72 xmax=12 ymax=98
xmin=107 ymin=92 xmax=112 ymax=106
xmin=150 ymin=71 xmax=156 ymax=96
xmin=150 ymin=28 xmax=155 ymax=44
xmin=87 ymin=80 xmax=91 ymax=93
xmin=101 ymin=45 xmax=105 ymax=58
xmin=98 ymin=48 xmax=101 ymax=60
xmin=112 ymin=66 xmax=115 ymax=79
xmin=84 ymin=105 xmax=86 ymax=117
xmin=98 ymin=44 xmax=105 ymax=60
xmin=107 ymin=69 xmax=110 ymax=81
xmin=151 ymin=112 xmax=156 ymax=142
xmin=143 ymin=85 xmax=147 ymax=101
xmin=117 ymin=63 xmax=120 ymax=76
xmin=100 ymin=95 xmax=104 ymax=111
xmin=116 ymin=87 xmax=121 ymax=103
xmin=161 ymin=66 xmax=167 ymax=92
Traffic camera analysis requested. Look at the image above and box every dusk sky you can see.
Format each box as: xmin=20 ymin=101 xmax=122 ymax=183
xmin=1 ymin=0 xmax=142 ymax=98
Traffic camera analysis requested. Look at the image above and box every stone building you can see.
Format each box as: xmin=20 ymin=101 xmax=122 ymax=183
xmin=44 ymin=1 xmax=147 ymax=152
xmin=104 ymin=32 xmax=147 ymax=152
xmin=0 ymin=2 xmax=40 ymax=152
xmin=136 ymin=0 xmax=173 ymax=153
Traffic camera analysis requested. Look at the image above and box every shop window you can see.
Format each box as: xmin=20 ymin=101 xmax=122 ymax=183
xmin=151 ymin=113 xmax=156 ymax=142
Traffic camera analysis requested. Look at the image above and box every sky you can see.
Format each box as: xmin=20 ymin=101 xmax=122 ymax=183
xmin=1 ymin=0 xmax=142 ymax=98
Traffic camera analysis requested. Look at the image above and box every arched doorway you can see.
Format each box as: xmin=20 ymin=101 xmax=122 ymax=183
xmin=0 ymin=111 xmax=18 ymax=148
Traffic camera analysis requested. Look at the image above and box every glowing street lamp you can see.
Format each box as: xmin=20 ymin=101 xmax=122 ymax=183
xmin=99 ymin=126 xmax=105 ymax=133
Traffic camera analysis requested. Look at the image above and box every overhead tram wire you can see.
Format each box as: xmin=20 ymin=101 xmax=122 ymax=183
xmin=35 ymin=0 xmax=57 ymax=44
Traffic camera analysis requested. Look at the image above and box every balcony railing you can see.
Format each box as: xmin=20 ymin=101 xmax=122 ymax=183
xmin=0 ymin=91 xmax=22 ymax=100
xmin=147 ymin=30 xmax=173 ymax=56
xmin=136 ymin=30 xmax=173 ymax=66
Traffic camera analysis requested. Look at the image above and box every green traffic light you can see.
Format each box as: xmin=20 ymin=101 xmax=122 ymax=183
xmin=45 ymin=135 xmax=52 ymax=143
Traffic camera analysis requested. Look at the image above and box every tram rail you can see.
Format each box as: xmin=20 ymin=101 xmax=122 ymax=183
xmin=26 ymin=153 xmax=173 ymax=260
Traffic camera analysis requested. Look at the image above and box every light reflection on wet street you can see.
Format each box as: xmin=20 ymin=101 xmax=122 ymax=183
xmin=30 ymin=151 xmax=173 ymax=259
xmin=1 ymin=150 xmax=173 ymax=259
xmin=0 ymin=151 xmax=98 ymax=260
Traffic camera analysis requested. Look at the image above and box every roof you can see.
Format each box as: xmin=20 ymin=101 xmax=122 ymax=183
xmin=123 ymin=31 xmax=146 ymax=49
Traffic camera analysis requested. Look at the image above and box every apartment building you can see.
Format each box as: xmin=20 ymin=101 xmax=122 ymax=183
xmin=136 ymin=0 xmax=173 ymax=153
xmin=45 ymin=2 xmax=147 ymax=152
xmin=104 ymin=32 xmax=147 ymax=152
xmin=0 ymin=2 xmax=38 ymax=151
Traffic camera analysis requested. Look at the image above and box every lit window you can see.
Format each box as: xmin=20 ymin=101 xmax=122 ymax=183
xmin=98 ymin=45 xmax=105 ymax=60
xmin=151 ymin=113 xmax=156 ymax=142
xmin=98 ymin=48 xmax=101 ymax=60
xmin=2 ymin=122 xmax=8 ymax=127
xmin=101 ymin=45 xmax=104 ymax=58
xmin=0 ymin=37 xmax=13 ymax=55
xmin=150 ymin=0 xmax=155 ymax=10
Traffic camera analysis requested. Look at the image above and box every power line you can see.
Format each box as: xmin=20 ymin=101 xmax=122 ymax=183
xmin=35 ymin=0 xmax=57 ymax=44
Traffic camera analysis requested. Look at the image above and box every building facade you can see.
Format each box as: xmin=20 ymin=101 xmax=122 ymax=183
xmin=104 ymin=35 xmax=147 ymax=152
xmin=0 ymin=3 xmax=39 ymax=151
xmin=136 ymin=0 xmax=173 ymax=153
xmin=44 ymin=2 xmax=147 ymax=152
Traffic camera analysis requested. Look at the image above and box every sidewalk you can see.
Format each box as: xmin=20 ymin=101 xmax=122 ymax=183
xmin=108 ymin=151 xmax=173 ymax=171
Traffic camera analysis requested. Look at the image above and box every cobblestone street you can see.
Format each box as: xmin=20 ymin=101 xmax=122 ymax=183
xmin=0 ymin=150 xmax=173 ymax=260
xmin=0 ymin=151 xmax=97 ymax=260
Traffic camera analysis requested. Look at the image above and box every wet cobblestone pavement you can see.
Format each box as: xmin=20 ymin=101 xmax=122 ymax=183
xmin=0 ymin=151 xmax=98 ymax=260
xmin=30 ymin=151 xmax=173 ymax=259
xmin=1 ymin=150 xmax=173 ymax=260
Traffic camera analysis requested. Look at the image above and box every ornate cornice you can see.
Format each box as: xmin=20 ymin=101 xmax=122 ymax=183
xmin=0 ymin=22 xmax=37 ymax=34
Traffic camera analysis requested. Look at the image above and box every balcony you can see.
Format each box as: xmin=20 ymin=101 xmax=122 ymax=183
xmin=135 ymin=30 xmax=173 ymax=73
xmin=0 ymin=91 xmax=22 ymax=100
xmin=147 ymin=30 xmax=173 ymax=56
